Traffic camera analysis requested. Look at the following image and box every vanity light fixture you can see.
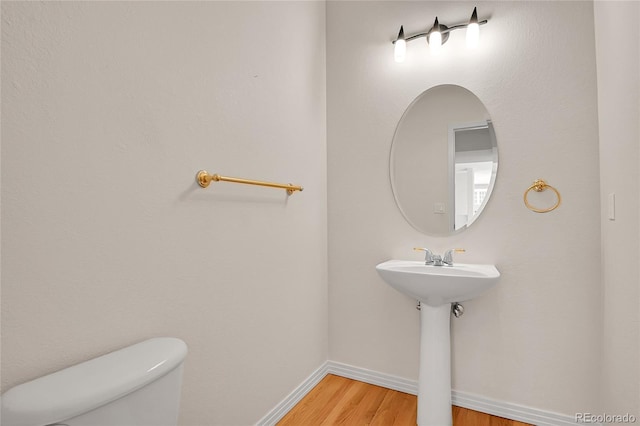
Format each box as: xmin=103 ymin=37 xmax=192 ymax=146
xmin=393 ymin=7 xmax=487 ymax=62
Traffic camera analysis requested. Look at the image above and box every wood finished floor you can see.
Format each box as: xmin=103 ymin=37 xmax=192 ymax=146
xmin=277 ymin=374 xmax=532 ymax=426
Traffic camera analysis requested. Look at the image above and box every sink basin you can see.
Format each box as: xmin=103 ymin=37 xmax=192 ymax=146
xmin=376 ymin=260 xmax=500 ymax=307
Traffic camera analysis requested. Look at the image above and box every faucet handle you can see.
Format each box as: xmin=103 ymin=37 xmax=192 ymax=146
xmin=443 ymin=248 xmax=465 ymax=266
xmin=413 ymin=247 xmax=434 ymax=265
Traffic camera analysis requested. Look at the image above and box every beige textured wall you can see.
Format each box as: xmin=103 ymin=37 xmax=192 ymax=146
xmin=327 ymin=1 xmax=602 ymax=416
xmin=594 ymin=0 xmax=640 ymax=419
xmin=1 ymin=2 xmax=327 ymax=425
xmin=3 ymin=0 xmax=639 ymax=423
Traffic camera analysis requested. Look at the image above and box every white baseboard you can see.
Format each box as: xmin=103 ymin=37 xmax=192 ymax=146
xmin=451 ymin=390 xmax=597 ymax=426
xmin=257 ymin=360 xmax=594 ymax=426
xmin=325 ymin=360 xmax=418 ymax=394
xmin=255 ymin=363 xmax=329 ymax=426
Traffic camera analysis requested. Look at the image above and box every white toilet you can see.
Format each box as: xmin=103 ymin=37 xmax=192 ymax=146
xmin=1 ymin=337 xmax=188 ymax=426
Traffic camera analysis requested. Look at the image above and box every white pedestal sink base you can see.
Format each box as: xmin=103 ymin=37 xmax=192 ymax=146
xmin=418 ymin=304 xmax=452 ymax=426
xmin=375 ymin=260 xmax=500 ymax=425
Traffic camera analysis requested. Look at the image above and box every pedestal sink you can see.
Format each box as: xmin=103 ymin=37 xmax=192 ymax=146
xmin=375 ymin=260 xmax=500 ymax=426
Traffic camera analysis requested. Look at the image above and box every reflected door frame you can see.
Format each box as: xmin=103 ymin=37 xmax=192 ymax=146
xmin=448 ymin=121 xmax=492 ymax=232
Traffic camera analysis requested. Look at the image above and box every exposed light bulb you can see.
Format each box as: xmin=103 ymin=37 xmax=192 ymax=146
xmin=466 ymin=22 xmax=479 ymax=48
xmin=466 ymin=7 xmax=480 ymax=49
xmin=429 ymin=17 xmax=442 ymax=56
xmin=394 ymin=26 xmax=406 ymax=63
xmin=429 ymin=31 xmax=442 ymax=56
xmin=394 ymin=39 xmax=406 ymax=63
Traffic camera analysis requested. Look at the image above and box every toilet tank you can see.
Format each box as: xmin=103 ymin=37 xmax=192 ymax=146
xmin=1 ymin=337 xmax=188 ymax=426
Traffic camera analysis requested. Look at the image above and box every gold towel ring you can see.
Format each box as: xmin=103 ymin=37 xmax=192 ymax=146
xmin=524 ymin=179 xmax=561 ymax=213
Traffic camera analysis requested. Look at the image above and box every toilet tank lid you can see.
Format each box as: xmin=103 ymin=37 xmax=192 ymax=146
xmin=1 ymin=337 xmax=188 ymax=426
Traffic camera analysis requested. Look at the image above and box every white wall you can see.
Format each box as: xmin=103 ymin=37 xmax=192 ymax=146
xmin=0 ymin=2 xmax=327 ymax=425
xmin=327 ymin=1 xmax=602 ymax=416
xmin=594 ymin=0 xmax=640 ymax=419
xmin=3 ymin=1 xmax=639 ymax=424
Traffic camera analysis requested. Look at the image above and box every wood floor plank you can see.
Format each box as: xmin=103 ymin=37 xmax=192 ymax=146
xmin=277 ymin=375 xmax=532 ymax=426
xmin=336 ymin=381 xmax=389 ymax=425
xmin=453 ymin=405 xmax=490 ymax=426
xmin=391 ymin=391 xmax=418 ymax=426
xmin=277 ymin=374 xmax=353 ymax=426
xmin=319 ymin=378 xmax=371 ymax=425
xmin=369 ymin=388 xmax=415 ymax=426
xmin=454 ymin=405 xmax=532 ymax=426
xmin=368 ymin=389 xmax=399 ymax=425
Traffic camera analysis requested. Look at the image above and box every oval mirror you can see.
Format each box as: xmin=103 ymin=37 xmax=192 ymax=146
xmin=390 ymin=85 xmax=498 ymax=236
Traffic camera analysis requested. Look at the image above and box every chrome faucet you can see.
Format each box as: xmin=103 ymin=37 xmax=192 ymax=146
xmin=413 ymin=247 xmax=434 ymax=265
xmin=443 ymin=248 xmax=465 ymax=266
xmin=414 ymin=248 xmax=465 ymax=266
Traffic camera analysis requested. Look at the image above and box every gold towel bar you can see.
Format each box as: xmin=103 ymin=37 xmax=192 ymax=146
xmin=524 ymin=179 xmax=561 ymax=213
xmin=196 ymin=170 xmax=303 ymax=195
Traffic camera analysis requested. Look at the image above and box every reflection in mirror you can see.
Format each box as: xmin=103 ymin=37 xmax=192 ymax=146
xmin=450 ymin=121 xmax=497 ymax=230
xmin=390 ymin=85 xmax=498 ymax=236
